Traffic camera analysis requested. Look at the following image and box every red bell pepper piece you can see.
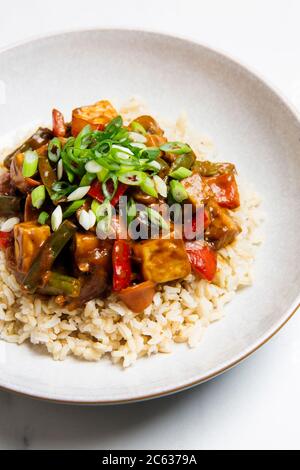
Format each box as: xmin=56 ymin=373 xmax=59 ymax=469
xmin=0 ymin=231 xmax=13 ymax=250
xmin=88 ymin=180 xmax=128 ymax=206
xmin=52 ymin=108 xmax=66 ymax=138
xmin=185 ymin=241 xmax=217 ymax=281
xmin=184 ymin=207 xmax=211 ymax=240
xmin=205 ymin=173 xmax=240 ymax=209
xmin=112 ymin=240 xmax=132 ymax=291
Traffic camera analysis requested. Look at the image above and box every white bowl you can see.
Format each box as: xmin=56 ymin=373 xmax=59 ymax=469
xmin=0 ymin=30 xmax=299 ymax=404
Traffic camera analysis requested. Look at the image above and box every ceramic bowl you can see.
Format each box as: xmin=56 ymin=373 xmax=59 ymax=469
xmin=0 ymin=29 xmax=299 ymax=404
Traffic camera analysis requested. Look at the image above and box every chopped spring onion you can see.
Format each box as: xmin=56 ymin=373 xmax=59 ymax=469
xmin=128 ymin=132 xmax=147 ymax=144
xmin=140 ymin=176 xmax=158 ymax=198
xmin=51 ymin=205 xmax=63 ymax=231
xmin=38 ymin=211 xmax=49 ymax=225
xmin=85 ymin=160 xmax=103 ymax=174
xmin=48 ymin=138 xmax=62 ymax=163
xmin=127 ymin=198 xmax=137 ymax=224
xmin=169 ymin=166 xmax=192 ymax=180
xmin=169 ymin=180 xmax=188 ymax=202
xmin=31 ymin=185 xmax=46 ymax=209
xmin=129 ymin=142 xmax=146 ymax=150
xmin=67 ymin=186 xmax=90 ymax=201
xmin=22 ymin=151 xmax=39 ymax=177
xmin=118 ymin=171 xmax=146 ymax=186
xmin=63 ymin=200 xmax=85 ymax=219
xmin=146 ymin=160 xmax=161 ymax=171
xmin=80 ymin=172 xmax=96 ymax=187
xmin=96 ymin=217 xmax=112 ymax=239
xmin=0 ymin=217 xmax=20 ymax=232
xmin=57 ymin=159 xmax=63 ymax=180
xmin=146 ymin=207 xmax=169 ymax=230
xmin=92 ymin=199 xmax=112 ymax=222
xmin=153 ymin=175 xmax=167 ymax=197
xmin=79 ymin=209 xmax=96 ymax=231
xmin=130 ymin=121 xmax=147 ymax=135
xmin=160 ymin=141 xmax=192 ymax=155
xmin=97 ymin=166 xmax=109 ymax=182
xmin=112 ymin=144 xmax=134 ymax=155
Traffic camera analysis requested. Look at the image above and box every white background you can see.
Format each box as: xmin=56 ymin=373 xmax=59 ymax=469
xmin=0 ymin=0 xmax=300 ymax=450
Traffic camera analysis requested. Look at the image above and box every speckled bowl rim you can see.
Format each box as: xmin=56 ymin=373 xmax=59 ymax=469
xmin=0 ymin=28 xmax=299 ymax=405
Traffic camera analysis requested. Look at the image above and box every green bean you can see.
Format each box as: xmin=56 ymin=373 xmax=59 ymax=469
xmin=39 ymin=271 xmax=81 ymax=297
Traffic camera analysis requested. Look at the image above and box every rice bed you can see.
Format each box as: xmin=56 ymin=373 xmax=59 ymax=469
xmin=0 ymin=98 xmax=263 ymax=367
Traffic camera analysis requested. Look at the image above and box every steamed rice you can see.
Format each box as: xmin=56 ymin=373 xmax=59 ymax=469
xmin=0 ymin=98 xmax=263 ymax=367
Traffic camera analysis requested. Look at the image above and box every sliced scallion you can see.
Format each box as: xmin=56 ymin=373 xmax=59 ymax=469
xmin=169 ymin=166 xmax=192 ymax=180
xmin=146 ymin=207 xmax=169 ymax=230
xmin=38 ymin=211 xmax=49 ymax=225
xmin=130 ymin=121 xmax=147 ymax=135
xmin=63 ymin=200 xmax=85 ymax=219
xmin=31 ymin=185 xmax=46 ymax=209
xmin=51 ymin=205 xmax=63 ymax=231
xmin=48 ymin=138 xmax=62 ymax=163
xmin=80 ymin=172 xmax=96 ymax=187
xmin=140 ymin=176 xmax=158 ymax=198
xmin=67 ymin=186 xmax=90 ymax=202
xmin=160 ymin=141 xmax=192 ymax=155
xmin=169 ymin=180 xmax=188 ymax=202
xmin=22 ymin=151 xmax=39 ymax=177
xmin=118 ymin=171 xmax=146 ymax=186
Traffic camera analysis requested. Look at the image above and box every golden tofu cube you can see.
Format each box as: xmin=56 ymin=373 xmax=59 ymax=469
xmin=133 ymin=238 xmax=191 ymax=283
xmin=14 ymin=222 xmax=50 ymax=273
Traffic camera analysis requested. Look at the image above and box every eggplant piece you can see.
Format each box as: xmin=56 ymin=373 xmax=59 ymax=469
xmin=22 ymin=220 xmax=76 ymax=293
xmin=133 ymin=238 xmax=191 ymax=283
xmin=4 ymin=127 xmax=53 ymax=169
xmin=205 ymin=199 xmax=241 ymax=249
xmin=193 ymin=161 xmax=236 ymax=177
xmin=169 ymin=152 xmax=196 ymax=173
xmin=69 ymin=266 xmax=109 ymax=308
xmin=0 ymin=195 xmax=21 ymax=216
xmin=0 ymin=171 xmax=15 ymax=196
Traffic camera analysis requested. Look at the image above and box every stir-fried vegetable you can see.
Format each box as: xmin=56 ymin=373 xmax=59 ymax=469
xmin=1 ymin=100 xmax=243 ymax=307
xmin=22 ymin=220 xmax=76 ymax=293
xmin=112 ymin=240 xmax=132 ymax=291
xmin=118 ymin=281 xmax=156 ymax=312
xmin=185 ymin=241 xmax=217 ymax=281
xmin=0 ymin=195 xmax=21 ymax=216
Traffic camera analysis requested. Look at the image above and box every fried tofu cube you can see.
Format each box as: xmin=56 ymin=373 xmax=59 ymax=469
xmin=74 ymin=232 xmax=111 ymax=272
xmin=14 ymin=222 xmax=50 ymax=273
xmin=133 ymin=238 xmax=191 ymax=283
xmin=71 ymin=100 xmax=118 ymax=136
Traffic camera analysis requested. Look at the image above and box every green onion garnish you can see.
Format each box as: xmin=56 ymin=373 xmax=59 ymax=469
xmin=146 ymin=207 xmax=169 ymax=230
xmin=48 ymin=138 xmax=62 ymax=163
xmin=63 ymin=200 xmax=85 ymax=219
xmin=22 ymin=151 xmax=39 ymax=177
xmin=130 ymin=121 xmax=147 ymax=135
xmin=169 ymin=180 xmax=188 ymax=202
xmin=80 ymin=172 xmax=96 ymax=187
xmin=140 ymin=176 xmax=158 ymax=198
xmin=37 ymin=211 xmax=49 ymax=225
xmin=127 ymin=198 xmax=137 ymax=225
xmin=169 ymin=167 xmax=193 ymax=180
xmin=31 ymin=185 xmax=46 ymax=209
xmin=97 ymin=166 xmax=109 ymax=182
xmin=118 ymin=171 xmax=146 ymax=186
xmin=160 ymin=141 xmax=192 ymax=155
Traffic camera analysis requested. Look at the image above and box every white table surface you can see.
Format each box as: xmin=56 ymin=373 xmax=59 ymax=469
xmin=0 ymin=0 xmax=300 ymax=450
